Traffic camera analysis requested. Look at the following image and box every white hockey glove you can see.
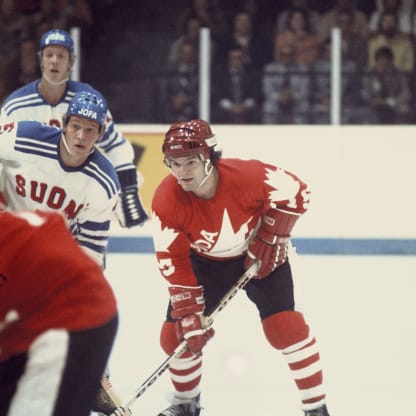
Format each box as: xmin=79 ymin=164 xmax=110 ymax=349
xmin=244 ymin=208 xmax=299 ymax=279
xmin=116 ymin=168 xmax=148 ymax=228
xmin=169 ymin=285 xmax=215 ymax=354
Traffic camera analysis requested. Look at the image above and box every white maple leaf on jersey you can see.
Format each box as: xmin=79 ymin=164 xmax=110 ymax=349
xmin=265 ymin=167 xmax=300 ymax=204
xmin=208 ymin=208 xmax=253 ymax=257
xmin=151 ymin=213 xmax=178 ymax=252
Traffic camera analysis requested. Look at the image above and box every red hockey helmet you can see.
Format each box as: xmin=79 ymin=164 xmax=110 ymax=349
xmin=162 ymin=119 xmax=217 ymax=160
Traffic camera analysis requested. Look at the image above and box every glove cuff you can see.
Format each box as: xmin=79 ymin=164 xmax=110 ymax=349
xmin=169 ymin=285 xmax=205 ymax=319
xmin=261 ymin=208 xmax=300 ymax=237
xmin=117 ymin=167 xmax=138 ymax=191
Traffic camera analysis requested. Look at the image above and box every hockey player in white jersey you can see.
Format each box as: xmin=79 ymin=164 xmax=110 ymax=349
xmin=0 ymin=89 xmax=119 ymax=267
xmin=0 ymin=28 xmax=147 ymax=228
xmin=0 ymin=90 xmax=130 ymax=415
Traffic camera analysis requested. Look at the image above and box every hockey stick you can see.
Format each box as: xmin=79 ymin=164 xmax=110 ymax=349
xmin=98 ymin=376 xmax=131 ymax=415
xmin=110 ymin=261 xmax=260 ymax=416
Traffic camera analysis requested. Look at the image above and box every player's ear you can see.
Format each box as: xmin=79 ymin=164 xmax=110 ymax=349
xmin=69 ymin=53 xmax=76 ymax=69
xmin=38 ymin=51 xmax=43 ymax=70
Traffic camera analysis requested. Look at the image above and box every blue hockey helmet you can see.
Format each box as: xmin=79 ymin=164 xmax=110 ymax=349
xmin=66 ymin=90 xmax=108 ymax=130
xmin=40 ymin=29 xmax=74 ymax=53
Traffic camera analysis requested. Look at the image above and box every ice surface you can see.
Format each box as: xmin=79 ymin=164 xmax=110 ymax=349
xmin=104 ymin=253 xmax=416 ymax=416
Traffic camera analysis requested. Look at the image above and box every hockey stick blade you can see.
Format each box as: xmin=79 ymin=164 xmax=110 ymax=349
xmin=109 ymin=261 xmax=260 ymax=415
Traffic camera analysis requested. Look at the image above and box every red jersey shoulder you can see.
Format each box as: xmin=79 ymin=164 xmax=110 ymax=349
xmin=218 ymin=158 xmax=276 ymax=189
xmin=0 ymin=210 xmax=116 ymax=319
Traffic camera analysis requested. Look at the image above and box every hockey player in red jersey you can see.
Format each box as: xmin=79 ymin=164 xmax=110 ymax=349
xmin=0 ymin=210 xmax=118 ymax=416
xmin=151 ymin=120 xmax=331 ymax=416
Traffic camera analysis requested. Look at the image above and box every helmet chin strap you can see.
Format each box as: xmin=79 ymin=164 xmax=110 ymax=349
xmin=197 ymin=158 xmax=213 ymax=188
xmin=41 ymin=67 xmax=71 ymax=86
xmin=61 ymin=133 xmax=72 ymax=155
xmin=61 ymin=133 xmax=95 ymax=157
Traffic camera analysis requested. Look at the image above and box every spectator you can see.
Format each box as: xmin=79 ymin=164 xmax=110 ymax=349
xmin=0 ymin=0 xmax=28 ymax=101
xmin=337 ymin=9 xmax=368 ymax=68
xmin=369 ymin=0 xmax=414 ymax=36
xmin=362 ymin=45 xmax=412 ymax=123
xmin=368 ymin=11 xmax=414 ymax=72
xmin=262 ymin=44 xmax=311 ymax=124
xmin=36 ymin=0 xmax=93 ymax=34
xmin=317 ymin=0 xmax=369 ymax=42
xmin=216 ymin=10 xmax=272 ymax=73
xmin=160 ymin=40 xmax=199 ymax=122
xmin=229 ymin=0 xmax=284 ymax=40
xmin=212 ymin=46 xmax=260 ymax=123
xmin=311 ymin=38 xmax=369 ymax=124
xmin=168 ymin=15 xmax=215 ymax=64
xmin=175 ymin=0 xmax=227 ymax=41
xmin=274 ymin=7 xmax=320 ymax=65
xmin=18 ymin=36 xmax=40 ymax=85
xmin=275 ymin=0 xmax=322 ymax=35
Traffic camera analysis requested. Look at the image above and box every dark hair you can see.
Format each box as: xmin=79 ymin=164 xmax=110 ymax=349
xmin=286 ymin=8 xmax=311 ymax=32
xmin=209 ymin=149 xmax=222 ymax=165
xmin=375 ymin=45 xmax=394 ymax=60
xmin=379 ymin=10 xmax=398 ymax=30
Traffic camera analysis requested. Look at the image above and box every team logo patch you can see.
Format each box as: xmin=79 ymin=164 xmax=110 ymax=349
xmin=77 ymin=108 xmax=98 ymax=120
xmin=45 ymin=32 xmax=66 ymax=44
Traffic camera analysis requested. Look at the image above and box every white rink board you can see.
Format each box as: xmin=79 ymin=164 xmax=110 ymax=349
xmin=104 ymin=252 xmax=416 ymax=416
xmin=120 ymin=124 xmax=416 ymax=239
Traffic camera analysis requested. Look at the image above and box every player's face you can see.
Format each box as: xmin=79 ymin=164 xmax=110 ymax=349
xmin=168 ymin=155 xmax=207 ymax=192
xmin=41 ymin=45 xmax=72 ymax=83
xmin=61 ymin=116 xmax=102 ymax=166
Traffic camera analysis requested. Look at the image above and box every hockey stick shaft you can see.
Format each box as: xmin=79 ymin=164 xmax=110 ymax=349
xmin=110 ymin=261 xmax=260 ymax=415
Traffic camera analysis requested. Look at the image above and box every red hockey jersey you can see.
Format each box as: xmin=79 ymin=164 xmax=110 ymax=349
xmin=0 ymin=210 xmax=117 ymax=362
xmin=151 ymin=158 xmax=310 ymax=286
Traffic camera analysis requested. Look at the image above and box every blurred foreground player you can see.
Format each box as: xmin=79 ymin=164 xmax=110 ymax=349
xmin=0 ymin=209 xmax=118 ymax=416
xmin=0 ymin=29 xmax=147 ymax=228
xmin=151 ymin=120 xmax=331 ymax=416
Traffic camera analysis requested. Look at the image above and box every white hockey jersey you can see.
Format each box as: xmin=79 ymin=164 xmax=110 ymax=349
xmin=0 ymin=80 xmax=134 ymax=172
xmin=0 ymin=120 xmax=120 ymax=266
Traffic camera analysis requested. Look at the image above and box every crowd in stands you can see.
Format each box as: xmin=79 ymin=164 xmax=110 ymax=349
xmin=2 ymin=0 xmax=416 ymax=124
xmin=0 ymin=0 xmax=93 ymax=101
xmin=159 ymin=0 xmax=416 ymax=125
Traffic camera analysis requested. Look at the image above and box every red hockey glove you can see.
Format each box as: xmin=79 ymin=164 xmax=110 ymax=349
xmin=244 ymin=208 xmax=300 ymax=279
xmin=169 ymin=285 xmax=215 ymax=354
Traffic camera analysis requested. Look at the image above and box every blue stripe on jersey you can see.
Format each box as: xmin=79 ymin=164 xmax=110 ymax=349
xmin=1 ymin=81 xmax=39 ymax=115
xmin=84 ymin=161 xmax=120 ymax=198
xmin=2 ymin=93 xmax=44 ymax=116
xmin=79 ymin=219 xmax=111 ymax=233
xmin=78 ymin=239 xmax=106 ymax=255
xmin=76 ymin=220 xmax=111 ymax=255
xmin=15 ymin=121 xmax=60 ymax=159
xmin=101 ymin=138 xmax=126 ymax=153
xmin=115 ymin=163 xmax=136 ymax=172
xmin=1 ymin=80 xmax=95 ymax=116
xmin=15 ymin=137 xmax=58 ymax=159
xmin=99 ymin=123 xmax=125 ymax=152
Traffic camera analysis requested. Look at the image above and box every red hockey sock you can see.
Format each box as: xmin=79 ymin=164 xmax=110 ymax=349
xmin=262 ymin=311 xmax=326 ymax=408
xmin=160 ymin=321 xmax=202 ymax=395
